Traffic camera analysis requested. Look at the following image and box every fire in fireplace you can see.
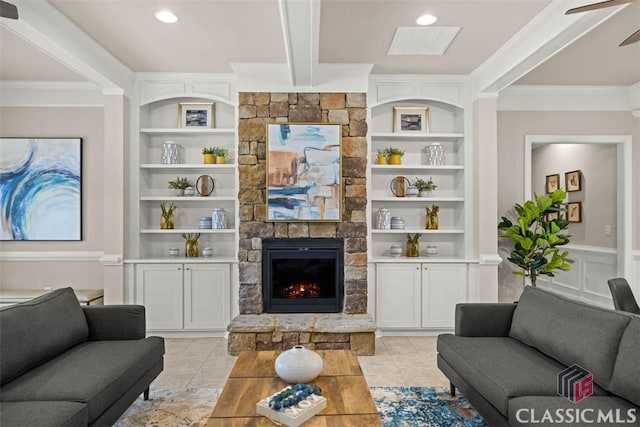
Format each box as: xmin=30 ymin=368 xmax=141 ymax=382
xmin=263 ymin=238 xmax=344 ymax=313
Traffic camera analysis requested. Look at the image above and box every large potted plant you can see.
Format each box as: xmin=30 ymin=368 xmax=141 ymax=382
xmin=498 ymin=189 xmax=573 ymax=287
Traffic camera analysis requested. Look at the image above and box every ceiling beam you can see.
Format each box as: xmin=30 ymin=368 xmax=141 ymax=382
xmin=471 ymin=0 xmax=629 ymax=96
xmin=278 ymin=0 xmax=321 ymax=87
xmin=1 ymin=0 xmax=133 ymax=93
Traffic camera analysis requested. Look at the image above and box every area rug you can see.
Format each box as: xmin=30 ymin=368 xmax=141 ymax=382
xmin=115 ymin=386 xmax=486 ymax=426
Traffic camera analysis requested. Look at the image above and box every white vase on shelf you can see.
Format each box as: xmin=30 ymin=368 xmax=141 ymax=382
xmin=274 ymin=345 xmax=323 ymax=383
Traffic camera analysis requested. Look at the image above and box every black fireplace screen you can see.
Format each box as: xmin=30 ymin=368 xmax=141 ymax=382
xmin=263 ymin=238 xmax=344 ymax=313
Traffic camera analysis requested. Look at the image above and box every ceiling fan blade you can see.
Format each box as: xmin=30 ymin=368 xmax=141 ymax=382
xmin=0 ymin=0 xmax=18 ymax=19
xmin=620 ymin=28 xmax=640 ymax=45
xmin=566 ymin=0 xmax=638 ymax=15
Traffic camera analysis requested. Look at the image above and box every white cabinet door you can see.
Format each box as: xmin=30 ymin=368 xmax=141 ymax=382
xmin=184 ymin=264 xmax=230 ymax=330
xmin=135 ymin=264 xmax=183 ymax=330
xmin=375 ymin=263 xmax=422 ymax=328
xmin=421 ymin=263 xmax=467 ymax=328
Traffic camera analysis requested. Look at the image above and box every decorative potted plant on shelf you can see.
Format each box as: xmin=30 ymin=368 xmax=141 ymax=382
xmin=202 ymin=147 xmax=215 ymax=164
xmin=406 ymin=233 xmax=421 ymax=257
xmin=214 ymin=147 xmax=229 ymax=164
xmin=376 ymin=149 xmax=388 ymax=165
xmin=414 ymin=177 xmax=437 ymax=197
xmin=498 ymin=189 xmax=573 ymax=287
xmin=387 ymin=147 xmax=405 ymax=165
xmin=160 ymin=202 xmax=176 ymax=229
xmin=168 ymin=176 xmax=193 ymax=196
xmin=182 ymin=232 xmax=202 ymax=257
xmin=425 ymin=204 xmax=439 ymax=229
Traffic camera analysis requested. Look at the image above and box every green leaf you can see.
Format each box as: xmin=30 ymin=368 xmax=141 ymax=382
xmin=520 ymin=238 xmax=533 ymax=251
xmin=536 ymin=194 xmax=552 ymax=212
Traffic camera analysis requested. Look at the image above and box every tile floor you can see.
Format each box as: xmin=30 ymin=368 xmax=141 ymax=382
xmin=152 ymin=336 xmax=449 ymax=390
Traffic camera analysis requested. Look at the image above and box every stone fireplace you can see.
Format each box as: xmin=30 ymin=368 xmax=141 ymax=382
xmin=228 ymin=92 xmax=375 ymax=355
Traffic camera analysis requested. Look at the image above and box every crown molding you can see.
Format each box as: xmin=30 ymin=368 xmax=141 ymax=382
xmin=498 ymin=84 xmax=637 ymax=112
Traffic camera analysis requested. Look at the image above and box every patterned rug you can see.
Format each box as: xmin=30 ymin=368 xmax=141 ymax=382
xmin=115 ymin=386 xmax=486 ymax=426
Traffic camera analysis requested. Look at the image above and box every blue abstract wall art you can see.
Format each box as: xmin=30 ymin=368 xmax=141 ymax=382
xmin=267 ymin=124 xmax=341 ymax=221
xmin=0 ymin=138 xmax=82 ymax=240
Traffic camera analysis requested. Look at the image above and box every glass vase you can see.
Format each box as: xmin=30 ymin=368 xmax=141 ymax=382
xmin=160 ymin=213 xmax=175 ymax=229
xmin=426 ymin=212 xmax=439 ymax=230
xmin=406 ymin=234 xmax=420 ymax=257
xmin=185 ymin=239 xmax=200 ymax=257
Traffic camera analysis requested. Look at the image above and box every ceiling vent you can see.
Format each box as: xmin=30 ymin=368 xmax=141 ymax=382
xmin=387 ymin=27 xmax=460 ymax=55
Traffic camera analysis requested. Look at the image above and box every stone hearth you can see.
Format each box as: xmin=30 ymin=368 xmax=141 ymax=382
xmin=228 ymin=313 xmax=376 ymax=355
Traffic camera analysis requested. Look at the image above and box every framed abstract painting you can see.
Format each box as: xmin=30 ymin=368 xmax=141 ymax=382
xmin=0 ymin=137 xmax=82 ymax=240
xmin=266 ymin=123 xmax=341 ymax=221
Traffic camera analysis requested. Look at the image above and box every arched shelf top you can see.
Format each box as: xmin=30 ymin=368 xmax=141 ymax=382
xmin=370 ymin=96 xmax=465 ymax=110
xmin=140 ymin=93 xmax=237 ymax=108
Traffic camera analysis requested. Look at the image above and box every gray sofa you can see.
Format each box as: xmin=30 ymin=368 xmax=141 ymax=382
xmin=0 ymin=287 xmax=165 ymax=426
xmin=437 ymin=286 xmax=639 ymax=426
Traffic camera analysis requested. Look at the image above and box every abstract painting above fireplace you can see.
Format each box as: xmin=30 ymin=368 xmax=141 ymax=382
xmin=262 ymin=238 xmax=344 ymax=313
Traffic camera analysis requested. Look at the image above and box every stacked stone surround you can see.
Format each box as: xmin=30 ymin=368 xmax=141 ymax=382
xmin=230 ymin=92 xmax=375 ymax=355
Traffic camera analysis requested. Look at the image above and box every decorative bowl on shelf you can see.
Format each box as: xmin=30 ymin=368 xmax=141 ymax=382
xmin=389 ymin=245 xmax=403 ymax=257
xmin=168 ymin=248 xmax=180 ymax=257
xmin=274 ymin=345 xmax=323 ymax=384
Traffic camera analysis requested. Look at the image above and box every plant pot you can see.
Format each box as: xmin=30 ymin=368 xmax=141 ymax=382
xmin=377 ymin=155 xmax=388 ymax=165
xmin=418 ymin=190 xmax=431 ymax=197
xmin=426 ymin=213 xmax=439 ymax=230
xmin=389 ymin=154 xmax=402 ymax=165
xmin=185 ymin=239 xmax=200 ymax=257
xmin=172 ymin=188 xmax=184 ymax=197
xmin=216 ymin=155 xmax=226 ymax=164
xmin=160 ymin=213 xmax=175 ymax=229
xmin=203 ymin=153 xmax=215 ymax=164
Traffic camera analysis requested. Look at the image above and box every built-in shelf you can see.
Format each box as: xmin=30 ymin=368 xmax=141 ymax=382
xmin=140 ymin=128 xmax=235 ymax=135
xmin=370 ymin=132 xmax=464 ymax=139
xmin=370 ymin=256 xmax=471 ymax=263
xmin=371 ymin=228 xmax=464 ymax=234
xmin=140 ymin=196 xmax=236 ymax=201
xmin=140 ymin=164 xmax=235 ymax=170
xmin=370 ymin=165 xmax=463 ymax=171
xmin=371 ymin=197 xmax=464 ymax=202
xmin=140 ymin=228 xmax=235 ymax=234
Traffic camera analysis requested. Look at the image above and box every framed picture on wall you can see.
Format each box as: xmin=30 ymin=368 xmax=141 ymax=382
xmin=546 ymin=211 xmax=560 ymax=221
xmin=266 ymin=123 xmax=342 ymax=222
xmin=545 ymin=174 xmax=560 ymax=194
xmin=178 ymin=102 xmax=215 ymax=128
xmin=393 ymin=107 xmax=429 ymax=133
xmin=565 ymin=170 xmax=582 ymax=192
xmin=0 ymin=137 xmax=82 ymax=241
xmin=567 ymin=202 xmax=582 ymax=223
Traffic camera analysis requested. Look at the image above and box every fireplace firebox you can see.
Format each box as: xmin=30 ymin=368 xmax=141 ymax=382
xmin=262 ymin=238 xmax=344 ymax=313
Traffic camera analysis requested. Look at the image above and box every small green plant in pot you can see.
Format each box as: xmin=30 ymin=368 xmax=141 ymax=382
xmin=498 ymin=189 xmax=574 ymax=287
xmin=202 ymin=147 xmax=215 ymax=164
xmin=414 ymin=177 xmax=436 ymax=196
xmin=387 ymin=147 xmax=405 ymax=165
xmin=168 ymin=176 xmax=193 ymax=196
xmin=214 ymin=147 xmax=229 ymax=164
xmin=376 ymin=149 xmax=388 ymax=164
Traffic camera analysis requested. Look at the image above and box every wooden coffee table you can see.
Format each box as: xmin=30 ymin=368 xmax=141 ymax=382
xmin=206 ymin=349 xmax=381 ymax=426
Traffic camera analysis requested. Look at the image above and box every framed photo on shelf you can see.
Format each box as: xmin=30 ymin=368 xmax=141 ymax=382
xmin=393 ymin=107 xmax=429 ymax=133
xmin=178 ymin=102 xmax=215 ymax=128
xmin=566 ymin=202 xmax=582 ymax=223
xmin=266 ymin=123 xmax=341 ymax=222
xmin=545 ymin=174 xmax=560 ymax=194
xmin=565 ymin=170 xmax=582 ymax=192
xmin=0 ymin=137 xmax=82 ymax=241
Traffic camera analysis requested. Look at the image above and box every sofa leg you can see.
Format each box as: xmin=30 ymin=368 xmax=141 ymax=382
xmin=143 ymin=387 xmax=150 ymax=401
xmin=449 ymin=381 xmax=456 ymax=396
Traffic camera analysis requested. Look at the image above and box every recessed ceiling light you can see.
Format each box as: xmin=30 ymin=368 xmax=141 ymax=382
xmin=155 ymin=10 xmax=178 ymax=24
xmin=416 ymin=14 xmax=437 ymax=26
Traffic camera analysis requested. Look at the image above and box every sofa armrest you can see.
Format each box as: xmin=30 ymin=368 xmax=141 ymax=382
xmin=455 ymin=303 xmax=517 ymax=337
xmin=82 ymin=305 xmax=146 ymax=340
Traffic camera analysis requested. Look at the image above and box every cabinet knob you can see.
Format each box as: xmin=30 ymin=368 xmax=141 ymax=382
xmin=178 ymin=267 xmax=182 ymax=271
xmin=185 ymin=267 xmax=190 ymax=271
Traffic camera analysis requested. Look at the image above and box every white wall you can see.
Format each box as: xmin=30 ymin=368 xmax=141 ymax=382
xmin=0 ymin=107 xmax=106 ymax=290
xmin=532 ymin=143 xmax=617 ymax=248
xmin=497 ymin=110 xmax=639 ymax=302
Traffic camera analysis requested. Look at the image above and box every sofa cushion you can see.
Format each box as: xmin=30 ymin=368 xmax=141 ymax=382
xmin=0 ymin=401 xmax=88 ymax=427
xmin=0 ymin=288 xmax=88 ymax=385
xmin=509 ymin=287 xmax=630 ymax=390
xmin=437 ymin=334 xmax=610 ymax=415
xmin=0 ymin=337 xmax=164 ymax=423
xmin=609 ymin=316 xmax=640 ymax=406
xmin=508 ymin=396 xmax=639 ymax=426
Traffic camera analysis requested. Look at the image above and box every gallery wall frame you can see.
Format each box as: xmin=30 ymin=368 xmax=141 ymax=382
xmin=565 ymin=170 xmax=582 ymax=192
xmin=266 ymin=123 xmax=342 ymax=222
xmin=566 ymin=201 xmax=582 ymax=223
xmin=0 ymin=137 xmax=82 ymax=241
xmin=545 ymin=173 xmax=560 ymax=194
